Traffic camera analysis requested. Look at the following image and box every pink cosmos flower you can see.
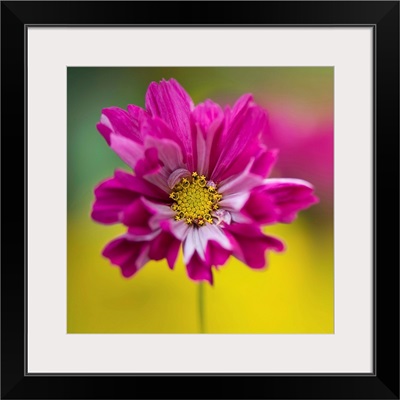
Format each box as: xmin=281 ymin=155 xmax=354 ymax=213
xmin=91 ymin=79 xmax=318 ymax=284
xmin=266 ymin=104 xmax=333 ymax=209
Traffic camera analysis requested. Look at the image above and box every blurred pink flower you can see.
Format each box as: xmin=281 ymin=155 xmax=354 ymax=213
xmin=91 ymin=79 xmax=318 ymax=284
xmin=266 ymin=104 xmax=333 ymax=208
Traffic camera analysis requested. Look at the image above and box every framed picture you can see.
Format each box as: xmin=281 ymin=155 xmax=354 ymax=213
xmin=2 ymin=1 xmax=399 ymax=399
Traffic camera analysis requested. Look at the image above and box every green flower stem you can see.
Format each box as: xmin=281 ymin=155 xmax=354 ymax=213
xmin=198 ymin=282 xmax=206 ymax=333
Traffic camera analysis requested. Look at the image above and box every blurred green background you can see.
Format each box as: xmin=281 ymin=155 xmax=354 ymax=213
xmin=67 ymin=67 xmax=333 ymax=333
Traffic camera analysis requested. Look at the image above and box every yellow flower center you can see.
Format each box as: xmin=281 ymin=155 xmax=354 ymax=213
xmin=169 ymin=172 xmax=222 ymax=226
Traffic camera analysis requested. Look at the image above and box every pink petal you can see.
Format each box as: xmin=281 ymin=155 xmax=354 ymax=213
xmin=186 ymin=252 xmax=213 ymax=284
xmin=183 ymin=227 xmax=203 ymax=263
xmin=148 ymin=230 xmax=181 ymax=269
xmin=219 ymin=192 xmax=250 ymax=212
xmin=134 ymin=148 xmax=163 ymax=177
xmin=167 ymin=168 xmax=191 ymax=189
xmin=229 ymin=94 xmax=253 ymax=120
xmin=102 ymin=236 xmax=150 ymax=278
xmin=127 ymin=104 xmax=149 ymax=123
xmin=129 ymin=125 xmax=186 ymax=192
xmin=91 ymin=170 xmax=167 ymax=225
xmin=183 ymin=224 xmax=231 ymax=263
xmin=262 ymin=178 xmax=319 ymax=223
xmin=218 ymin=160 xmax=263 ymax=196
xmin=229 ymin=211 xmax=252 ymax=224
xmin=204 ymin=240 xmax=231 ymax=268
xmin=191 ymin=100 xmax=225 ymax=175
xmin=224 ymin=223 xmax=285 ymax=269
xmin=141 ymin=198 xmax=176 ymax=231
xmin=192 ymin=99 xmax=224 ymax=135
xmin=251 ymin=148 xmax=279 ymax=178
xmin=194 ymin=128 xmax=209 ymax=176
xmin=211 ymin=95 xmax=268 ymax=181
xmin=121 ymin=198 xmax=155 ymax=234
xmin=164 ymin=220 xmax=191 ymax=241
xmin=240 ymin=190 xmax=279 ymax=225
xmin=91 ymin=177 xmax=138 ymax=224
xmin=201 ymin=224 xmax=232 ymax=251
xmin=126 ymin=228 xmax=160 ymax=242
xmin=144 ymin=136 xmax=185 ymax=173
xmin=213 ymin=209 xmax=232 ymax=225
xmin=97 ymin=107 xmax=144 ymax=145
xmin=114 ymin=169 xmax=167 ymax=200
xmin=141 ymin=173 xmax=171 ymax=194
xmin=141 ymin=115 xmax=179 ymax=143
xmin=217 ymin=160 xmax=264 ymax=211
xmin=145 ymin=79 xmax=194 ymax=169
xmin=110 ymin=134 xmax=144 ymax=169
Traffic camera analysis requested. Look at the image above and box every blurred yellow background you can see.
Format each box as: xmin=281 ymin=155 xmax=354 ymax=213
xmin=67 ymin=67 xmax=333 ymax=333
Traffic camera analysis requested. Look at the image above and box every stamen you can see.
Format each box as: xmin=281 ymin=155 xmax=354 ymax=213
xmin=170 ymin=172 xmax=222 ymax=226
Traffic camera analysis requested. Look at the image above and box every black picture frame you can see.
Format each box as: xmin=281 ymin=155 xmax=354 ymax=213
xmin=1 ymin=1 xmax=399 ymax=399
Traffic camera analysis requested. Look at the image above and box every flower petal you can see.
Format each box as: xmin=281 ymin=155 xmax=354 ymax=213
xmin=240 ymin=190 xmax=278 ymax=225
xmin=102 ymin=236 xmax=150 ymax=278
xmin=218 ymin=161 xmax=263 ymax=196
xmin=211 ymin=95 xmax=268 ymax=181
xmin=191 ymin=100 xmax=225 ymax=176
xmin=192 ymin=100 xmax=224 ymax=136
xmin=186 ymin=252 xmax=213 ymax=284
xmin=148 ymin=230 xmax=181 ymax=270
xmin=114 ymin=169 xmax=167 ymax=200
xmin=201 ymin=224 xmax=232 ymax=252
xmin=121 ymin=198 xmax=155 ymax=234
xmin=230 ymin=94 xmax=253 ymax=120
xmin=262 ymin=178 xmax=319 ymax=223
xmin=144 ymin=136 xmax=185 ymax=173
xmin=141 ymin=198 xmax=176 ymax=231
xmin=97 ymin=107 xmax=144 ymax=145
xmin=224 ymin=223 xmax=285 ymax=269
xmin=165 ymin=219 xmax=191 ymax=241
xmin=167 ymin=168 xmax=191 ymax=189
xmin=141 ymin=115 xmax=179 ymax=142
xmin=204 ymin=240 xmax=231 ymax=268
xmin=145 ymin=79 xmax=194 ymax=169
xmin=135 ymin=147 xmax=163 ymax=177
xmin=127 ymin=104 xmax=149 ymax=124
xmin=110 ymin=134 xmax=144 ymax=169
xmin=183 ymin=224 xmax=231 ymax=264
xmin=251 ymin=148 xmax=279 ymax=178
xmin=219 ymin=192 xmax=251 ymax=212
xmin=91 ymin=170 xmax=167 ymax=225
xmin=91 ymin=176 xmax=138 ymax=224
xmin=183 ymin=227 xmax=203 ymax=263
xmin=126 ymin=228 xmax=160 ymax=242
